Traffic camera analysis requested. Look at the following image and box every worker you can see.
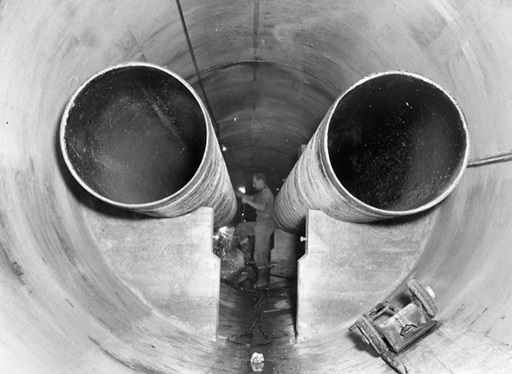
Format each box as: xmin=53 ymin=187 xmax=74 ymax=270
xmin=236 ymin=173 xmax=275 ymax=288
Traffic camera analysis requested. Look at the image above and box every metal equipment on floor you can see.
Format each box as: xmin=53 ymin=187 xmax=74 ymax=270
xmin=349 ymin=279 xmax=438 ymax=373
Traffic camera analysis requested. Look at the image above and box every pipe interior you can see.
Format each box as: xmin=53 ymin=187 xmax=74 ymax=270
xmin=63 ymin=65 xmax=207 ymax=205
xmin=327 ymin=73 xmax=468 ymax=210
xmin=2 ymin=0 xmax=512 ymax=372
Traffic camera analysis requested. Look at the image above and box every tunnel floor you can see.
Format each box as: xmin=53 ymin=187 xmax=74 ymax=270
xmin=75 ymin=189 xmax=512 ymax=373
xmin=217 ymin=239 xmax=299 ymax=373
xmin=218 ymin=271 xmax=298 ymax=346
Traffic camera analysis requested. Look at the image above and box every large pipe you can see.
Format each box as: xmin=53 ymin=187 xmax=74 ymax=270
xmin=275 ymin=71 xmax=470 ymax=232
xmin=60 ymin=62 xmax=236 ymax=227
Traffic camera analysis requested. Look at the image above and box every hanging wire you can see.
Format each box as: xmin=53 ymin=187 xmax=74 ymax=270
xmin=174 ymin=0 xmax=220 ymax=138
xmin=468 ymin=150 xmax=512 ymax=168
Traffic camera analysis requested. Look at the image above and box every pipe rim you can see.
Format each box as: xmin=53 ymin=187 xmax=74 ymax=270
xmin=322 ymin=70 xmax=471 ymax=217
xmin=59 ymin=62 xmax=213 ymax=210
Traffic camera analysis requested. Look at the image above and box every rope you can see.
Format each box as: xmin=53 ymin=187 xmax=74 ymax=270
xmin=174 ymin=0 xmax=220 ymax=138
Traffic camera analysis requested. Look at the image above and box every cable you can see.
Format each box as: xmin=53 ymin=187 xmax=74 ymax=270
xmin=468 ymin=150 xmax=512 ymax=167
xmin=226 ymin=285 xmax=291 ymax=347
xmin=174 ymin=0 xmax=220 ymax=138
xmin=270 ymin=272 xmax=296 ymax=280
xmin=227 ymin=291 xmax=273 ymax=347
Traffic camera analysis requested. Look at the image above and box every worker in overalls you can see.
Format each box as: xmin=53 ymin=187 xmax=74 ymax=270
xmin=236 ymin=173 xmax=275 ymax=288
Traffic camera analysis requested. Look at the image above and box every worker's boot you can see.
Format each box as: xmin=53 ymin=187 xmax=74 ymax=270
xmin=255 ymin=266 xmax=270 ymax=289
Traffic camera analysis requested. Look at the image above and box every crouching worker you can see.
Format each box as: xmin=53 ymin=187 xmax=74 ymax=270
xmin=236 ymin=173 xmax=275 ymax=288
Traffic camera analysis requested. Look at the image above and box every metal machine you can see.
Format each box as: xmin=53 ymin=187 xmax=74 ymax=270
xmin=349 ymin=279 xmax=438 ymax=373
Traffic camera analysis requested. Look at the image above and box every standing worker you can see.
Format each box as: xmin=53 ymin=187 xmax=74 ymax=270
xmin=236 ymin=173 xmax=275 ymax=288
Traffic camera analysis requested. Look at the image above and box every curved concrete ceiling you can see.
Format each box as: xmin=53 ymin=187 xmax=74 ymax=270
xmin=2 ymin=0 xmax=512 ymax=372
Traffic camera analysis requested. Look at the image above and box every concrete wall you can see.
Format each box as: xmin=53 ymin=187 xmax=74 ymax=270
xmin=86 ymin=206 xmax=219 ymax=339
xmin=298 ymin=210 xmax=435 ymax=341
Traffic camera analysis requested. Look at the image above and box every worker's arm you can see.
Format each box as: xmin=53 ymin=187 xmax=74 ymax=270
xmin=236 ymin=191 xmax=255 ymax=202
xmin=242 ymin=195 xmax=266 ymax=211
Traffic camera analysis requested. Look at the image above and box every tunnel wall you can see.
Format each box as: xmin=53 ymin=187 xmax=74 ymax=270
xmin=0 ymin=1 xmax=230 ymax=372
xmin=409 ymin=165 xmax=512 ymax=344
xmin=2 ymin=0 xmax=512 ymax=372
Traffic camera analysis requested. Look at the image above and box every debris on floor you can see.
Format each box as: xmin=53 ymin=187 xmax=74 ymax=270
xmin=216 ymin=223 xmax=261 ymax=284
xmin=213 ymin=225 xmax=236 ymax=259
xmin=250 ymin=352 xmax=264 ymax=372
xmin=222 ymin=265 xmax=258 ymax=291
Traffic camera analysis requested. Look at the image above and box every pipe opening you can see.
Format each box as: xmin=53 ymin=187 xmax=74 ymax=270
xmin=61 ymin=63 xmax=207 ymax=206
xmin=327 ymin=72 xmax=468 ymax=211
